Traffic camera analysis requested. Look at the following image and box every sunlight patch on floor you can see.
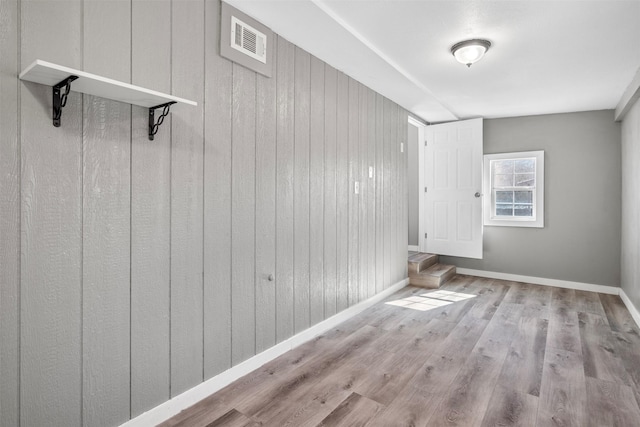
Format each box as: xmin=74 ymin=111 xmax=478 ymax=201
xmin=385 ymin=290 xmax=476 ymax=312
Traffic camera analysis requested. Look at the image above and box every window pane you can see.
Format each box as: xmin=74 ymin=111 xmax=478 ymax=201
xmin=496 ymin=191 xmax=513 ymax=203
xmin=514 ymin=205 xmax=533 ymax=216
xmin=493 ymin=160 xmax=513 ymax=174
xmin=484 ymin=150 xmax=543 ymax=228
xmin=514 ymin=159 xmax=535 ymax=173
xmin=515 ymin=173 xmax=535 ymax=186
xmin=514 ymin=191 xmax=533 ymax=204
xmin=496 ymin=204 xmax=513 ymax=216
xmin=494 ymin=174 xmax=513 ymax=187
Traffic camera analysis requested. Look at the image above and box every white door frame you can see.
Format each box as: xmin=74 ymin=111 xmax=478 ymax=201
xmin=408 ymin=116 xmax=427 ymax=252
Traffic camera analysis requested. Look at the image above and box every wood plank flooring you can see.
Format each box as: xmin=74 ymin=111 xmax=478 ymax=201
xmin=160 ymin=275 xmax=640 ymax=427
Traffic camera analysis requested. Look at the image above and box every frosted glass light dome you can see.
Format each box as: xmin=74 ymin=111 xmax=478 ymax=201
xmin=451 ymin=39 xmax=492 ymax=67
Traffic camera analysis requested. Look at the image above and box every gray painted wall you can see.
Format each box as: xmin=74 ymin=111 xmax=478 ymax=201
xmin=622 ymin=98 xmax=640 ymax=313
xmin=441 ymin=111 xmax=621 ymax=288
xmin=0 ymin=1 xmax=409 ymax=425
xmin=408 ymin=123 xmax=419 ymax=246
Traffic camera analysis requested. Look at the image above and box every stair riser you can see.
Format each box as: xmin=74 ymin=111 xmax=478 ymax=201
xmin=409 ymin=265 xmax=457 ymax=289
xmin=408 ymin=255 xmax=438 ymax=275
xmin=409 ymin=275 xmax=440 ymax=289
xmin=439 ymin=267 xmax=457 ymax=286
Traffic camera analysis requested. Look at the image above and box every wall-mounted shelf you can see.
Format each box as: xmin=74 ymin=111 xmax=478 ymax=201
xmin=19 ymin=60 xmax=197 ymax=140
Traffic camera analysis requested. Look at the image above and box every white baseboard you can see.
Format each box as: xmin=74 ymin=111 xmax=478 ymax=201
xmin=619 ymin=288 xmax=640 ymax=330
xmin=120 ymin=278 xmax=409 ymax=427
xmin=456 ymin=268 xmax=619 ymax=295
xmin=408 ymin=245 xmax=419 ymax=251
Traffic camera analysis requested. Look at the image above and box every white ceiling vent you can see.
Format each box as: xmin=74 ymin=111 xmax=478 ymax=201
xmin=231 ymin=16 xmax=267 ymax=64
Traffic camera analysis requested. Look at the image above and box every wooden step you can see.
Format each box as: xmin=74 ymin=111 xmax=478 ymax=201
xmin=409 ymin=263 xmax=456 ymax=289
xmin=407 ymin=252 xmax=438 ymax=275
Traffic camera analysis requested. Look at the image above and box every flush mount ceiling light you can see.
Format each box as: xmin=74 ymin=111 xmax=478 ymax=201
xmin=451 ymin=39 xmax=491 ymax=67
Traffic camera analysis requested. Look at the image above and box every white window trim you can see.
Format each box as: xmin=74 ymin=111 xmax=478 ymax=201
xmin=483 ymin=150 xmax=544 ymax=228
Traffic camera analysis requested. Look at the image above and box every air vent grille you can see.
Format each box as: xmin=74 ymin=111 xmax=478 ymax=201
xmin=231 ymin=16 xmax=267 ymax=64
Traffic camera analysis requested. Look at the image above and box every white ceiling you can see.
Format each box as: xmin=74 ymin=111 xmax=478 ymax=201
xmin=225 ymin=0 xmax=640 ymax=123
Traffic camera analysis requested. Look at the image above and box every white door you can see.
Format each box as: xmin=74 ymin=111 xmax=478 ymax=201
xmin=421 ymin=118 xmax=483 ymax=259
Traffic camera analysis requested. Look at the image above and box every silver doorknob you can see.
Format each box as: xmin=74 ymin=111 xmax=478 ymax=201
xmin=474 ymin=192 xmax=481 ymax=198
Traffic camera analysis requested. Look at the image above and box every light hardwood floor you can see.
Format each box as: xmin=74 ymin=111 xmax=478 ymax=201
xmin=160 ymin=275 xmax=640 ymax=426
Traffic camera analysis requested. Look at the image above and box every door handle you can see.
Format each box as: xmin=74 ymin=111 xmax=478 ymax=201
xmin=475 ymin=192 xmax=481 ymax=198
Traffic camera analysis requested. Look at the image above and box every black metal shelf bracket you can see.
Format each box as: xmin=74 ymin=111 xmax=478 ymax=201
xmin=148 ymin=101 xmax=176 ymax=141
xmin=52 ymin=75 xmax=78 ymax=127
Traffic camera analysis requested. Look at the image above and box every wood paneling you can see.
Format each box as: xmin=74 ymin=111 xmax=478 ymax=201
xmin=170 ymin=0 xmax=205 ymax=396
xmin=294 ymin=47 xmax=311 ymax=333
xmin=359 ymin=84 xmax=369 ymax=303
xmin=396 ymin=108 xmax=408 ymax=283
xmin=323 ymin=64 xmax=338 ymax=318
xmin=400 ymin=109 xmax=409 ymax=280
xmin=375 ymin=94 xmax=385 ymax=294
xmin=82 ymin=0 xmax=131 ymax=424
xmin=390 ymin=102 xmax=399 ymax=286
xmin=348 ymin=78 xmax=360 ymax=306
xmin=383 ymin=98 xmax=393 ymax=291
xmin=204 ymin=0 xmax=233 ymax=378
xmin=255 ymin=37 xmax=278 ymax=354
xmin=130 ymin=0 xmax=172 ymax=416
xmin=231 ymin=63 xmax=257 ymax=364
xmin=310 ymin=55 xmax=326 ymax=325
xmin=20 ymin=0 xmax=83 ymax=425
xmin=367 ymin=90 xmax=377 ymax=300
xmin=5 ymin=2 xmax=410 ymax=423
xmin=336 ymin=72 xmax=350 ymax=312
xmin=275 ymin=36 xmax=295 ymax=342
xmin=0 ymin=0 xmax=19 ymax=425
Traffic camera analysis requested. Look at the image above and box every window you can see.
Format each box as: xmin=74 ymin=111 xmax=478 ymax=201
xmin=483 ymin=150 xmax=544 ymax=228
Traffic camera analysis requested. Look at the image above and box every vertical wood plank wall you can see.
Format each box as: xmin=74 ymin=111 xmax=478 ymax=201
xmin=255 ymin=36 xmax=278 ymax=354
xmin=0 ymin=0 xmax=19 ymax=426
xmin=231 ymin=62 xmax=257 ymax=364
xmin=309 ymin=55 xmax=326 ymax=326
xmin=275 ymin=36 xmax=296 ymax=343
xmin=20 ymin=1 xmax=83 ymax=426
xmin=82 ymin=0 xmax=132 ymax=424
xmin=131 ymin=0 xmax=172 ymax=417
xmin=0 ymin=0 xmax=409 ymax=425
xmin=347 ymin=78 xmax=360 ymax=306
xmin=204 ymin=0 xmax=233 ymax=379
xmin=293 ymin=47 xmax=311 ymax=334
xmin=323 ymin=64 xmax=338 ymax=319
xmin=336 ymin=72 xmax=350 ymax=313
xmin=170 ymin=0 xmax=205 ymax=398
